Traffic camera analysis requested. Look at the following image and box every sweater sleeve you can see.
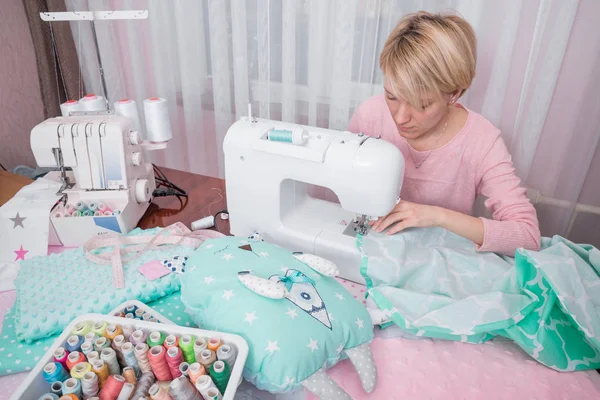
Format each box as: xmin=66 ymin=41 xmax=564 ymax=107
xmin=475 ymin=134 xmax=541 ymax=256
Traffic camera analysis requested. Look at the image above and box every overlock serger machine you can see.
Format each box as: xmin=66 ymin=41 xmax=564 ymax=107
xmin=30 ymin=96 xmax=171 ymax=247
xmin=223 ymin=107 xmax=405 ymax=283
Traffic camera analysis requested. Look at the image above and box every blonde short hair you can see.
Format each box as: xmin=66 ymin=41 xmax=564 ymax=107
xmin=380 ymin=11 xmax=477 ymax=109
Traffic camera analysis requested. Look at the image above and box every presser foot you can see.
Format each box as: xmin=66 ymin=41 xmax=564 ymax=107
xmin=343 ymin=214 xmax=371 ymax=237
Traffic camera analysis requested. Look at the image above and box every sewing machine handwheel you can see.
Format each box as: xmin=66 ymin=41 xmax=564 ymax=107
xmin=135 ymin=179 xmax=151 ymax=203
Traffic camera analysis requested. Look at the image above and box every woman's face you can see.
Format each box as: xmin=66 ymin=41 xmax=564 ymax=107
xmin=384 ymin=82 xmax=450 ymax=140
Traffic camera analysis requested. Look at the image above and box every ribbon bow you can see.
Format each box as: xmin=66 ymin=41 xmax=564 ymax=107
xmin=278 ymin=270 xmax=315 ymax=291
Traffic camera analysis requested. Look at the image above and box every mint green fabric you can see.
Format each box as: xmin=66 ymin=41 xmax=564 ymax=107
xmin=359 ymin=227 xmax=600 ymax=371
xmin=0 ymin=290 xmax=197 ymax=376
xmin=181 ymin=236 xmax=373 ymax=393
xmin=13 ymin=228 xmax=198 ymax=343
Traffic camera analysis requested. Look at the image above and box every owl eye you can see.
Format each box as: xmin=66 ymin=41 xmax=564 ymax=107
xmin=301 ymin=292 xmax=311 ymax=300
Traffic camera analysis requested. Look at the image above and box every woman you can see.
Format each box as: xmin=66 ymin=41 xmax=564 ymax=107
xmin=348 ymin=11 xmax=540 ymax=256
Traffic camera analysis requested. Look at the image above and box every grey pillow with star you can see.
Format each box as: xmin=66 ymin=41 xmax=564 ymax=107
xmin=181 ymin=235 xmax=376 ymax=398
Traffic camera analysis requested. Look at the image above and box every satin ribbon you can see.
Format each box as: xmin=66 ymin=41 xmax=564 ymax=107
xmin=278 ymin=270 xmax=315 ymax=291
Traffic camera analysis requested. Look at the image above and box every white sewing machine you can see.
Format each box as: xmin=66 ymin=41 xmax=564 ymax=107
xmin=223 ymin=112 xmax=405 ymax=284
xmin=30 ymin=113 xmax=157 ymax=246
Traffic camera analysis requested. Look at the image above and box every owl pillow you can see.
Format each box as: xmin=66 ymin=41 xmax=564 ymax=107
xmin=180 ymin=235 xmax=376 ymax=399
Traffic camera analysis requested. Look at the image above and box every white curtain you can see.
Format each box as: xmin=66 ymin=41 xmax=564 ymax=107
xmin=64 ymin=0 xmax=600 ymax=247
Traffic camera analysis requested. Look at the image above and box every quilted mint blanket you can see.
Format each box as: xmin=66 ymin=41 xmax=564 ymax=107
xmin=358 ymin=227 xmax=600 ymax=371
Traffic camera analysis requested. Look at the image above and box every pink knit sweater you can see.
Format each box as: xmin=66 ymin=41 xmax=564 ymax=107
xmin=348 ymin=94 xmax=541 ymax=256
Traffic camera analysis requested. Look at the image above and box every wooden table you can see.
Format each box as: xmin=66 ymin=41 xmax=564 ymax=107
xmin=137 ymin=167 xmax=231 ymax=235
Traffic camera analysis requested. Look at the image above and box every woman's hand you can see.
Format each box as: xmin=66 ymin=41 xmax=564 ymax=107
xmin=369 ymin=200 xmax=485 ymax=246
xmin=369 ymin=200 xmax=444 ymax=235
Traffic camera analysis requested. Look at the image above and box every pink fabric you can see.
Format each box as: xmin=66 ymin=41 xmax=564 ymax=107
xmin=348 ymin=95 xmax=541 ymax=256
xmin=306 ymin=337 xmax=600 ymax=400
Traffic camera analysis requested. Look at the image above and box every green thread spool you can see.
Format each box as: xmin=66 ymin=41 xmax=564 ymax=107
xmin=179 ymin=334 xmax=196 ymax=364
xmin=209 ymin=360 xmax=230 ymax=395
xmin=92 ymin=321 xmax=107 ymax=337
xmin=267 ymin=127 xmax=309 ymax=145
xmin=72 ymin=210 xmax=82 ymax=217
xmin=94 ymin=336 xmax=111 ymax=352
xmin=83 ymin=210 xmax=93 ymax=217
xmin=147 ymin=331 xmax=166 ymax=347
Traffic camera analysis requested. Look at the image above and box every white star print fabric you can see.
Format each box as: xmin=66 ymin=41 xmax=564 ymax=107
xmin=180 ymin=236 xmax=375 ymax=395
xmin=0 ymin=178 xmax=62 ymax=265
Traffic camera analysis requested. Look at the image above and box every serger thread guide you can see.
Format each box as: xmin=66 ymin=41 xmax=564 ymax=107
xmin=223 ymin=112 xmax=404 ymax=284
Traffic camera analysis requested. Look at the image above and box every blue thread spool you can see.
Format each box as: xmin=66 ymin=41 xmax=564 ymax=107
xmin=268 ymin=127 xmax=309 ymax=145
xmin=38 ymin=394 xmax=59 ymax=400
xmin=63 ymin=377 xmax=82 ymax=397
xmin=82 ymin=210 xmax=93 ymax=217
xmin=42 ymin=362 xmax=69 ymax=385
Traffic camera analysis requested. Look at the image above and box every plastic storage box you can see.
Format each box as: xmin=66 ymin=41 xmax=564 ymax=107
xmin=10 ymin=313 xmax=249 ymax=400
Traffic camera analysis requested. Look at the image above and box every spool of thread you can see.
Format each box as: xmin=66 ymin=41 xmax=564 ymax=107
xmin=83 ymin=210 xmax=93 ymax=217
xmin=195 ymin=375 xmax=219 ymax=400
xmin=64 ymin=204 xmax=75 ymax=215
xmin=114 ymin=210 xmax=121 ymax=215
xmin=72 ymin=321 xmax=92 ymax=337
xmin=209 ymin=360 xmax=231 ymax=395
xmin=179 ymin=362 xmax=190 ymax=378
xmin=82 ymin=371 xmax=100 ymax=397
xmin=105 ymin=324 xmax=123 ymax=340
xmin=114 ymin=99 xmax=142 ymax=132
xmin=63 ymin=377 xmax=82 ymax=398
xmin=103 ymin=211 xmax=113 ymax=216
xmin=70 ymin=361 xmax=92 ymax=380
xmin=207 ymin=337 xmax=221 ymax=352
xmin=93 ymin=321 xmax=108 ymax=337
xmin=147 ymin=331 xmax=166 ymax=347
xmin=50 ymin=381 xmax=63 ymax=396
xmin=66 ymin=351 xmax=86 ymax=371
xmin=267 ymin=127 xmax=309 ymax=145
xmin=130 ymin=329 xmax=148 ymax=346
xmin=53 ymin=212 xmax=64 ymax=218
xmin=99 ymin=374 xmax=125 ymax=400
xmin=66 ymin=335 xmax=84 ymax=353
xmin=164 ymin=334 xmax=179 ymax=350
xmin=111 ymin=334 xmax=126 ymax=366
xmin=97 ymin=202 xmax=111 ymax=213
xmin=166 ymin=346 xmax=184 ymax=378
xmin=121 ymin=342 xmax=140 ymax=376
xmin=134 ymin=309 xmax=145 ymax=319
xmin=198 ymin=349 xmax=216 ymax=371
xmin=53 ymin=348 xmax=69 ymax=372
xmin=134 ymin=343 xmax=152 ymax=373
xmin=178 ymin=335 xmax=196 ymax=364
xmin=94 ymin=211 xmax=102 ymax=216
xmin=94 ymin=337 xmax=111 ymax=352
xmin=74 ymin=201 xmax=87 ymax=212
xmin=206 ymin=387 xmax=223 ymax=400
xmin=84 ymin=332 xmax=98 ymax=344
xmin=143 ymin=97 xmax=172 ymax=143
xmin=122 ymin=324 xmax=134 ymax=338
xmin=191 ymin=216 xmax=214 ymax=231
xmin=71 ymin=211 xmax=81 ymax=217
xmin=169 ymin=375 xmax=202 ymax=400
xmin=148 ymin=383 xmax=172 ymax=400
xmin=87 ymin=351 xmax=100 ymax=364
xmin=63 ymin=213 xmax=71 ymax=218
xmin=130 ymin=371 xmax=155 ymax=399
xmin=148 ymin=345 xmax=172 ymax=381
xmin=80 ymin=94 xmax=107 ymax=112
xmin=87 ymin=201 xmax=98 ymax=212
xmin=194 ymin=338 xmax=207 ymax=357
xmin=216 ymin=344 xmax=236 ymax=369
xmin=122 ymin=366 xmax=137 ymax=385
xmin=38 ymin=395 xmax=59 ymax=400
xmin=92 ymin=360 xmax=109 ymax=388
xmin=60 ymin=99 xmax=81 ymax=116
xmin=81 ymin=342 xmax=94 ymax=357
xmin=116 ymin=382 xmax=134 ymax=400
xmin=101 ymin=347 xmax=121 ymax=375
xmin=187 ymin=362 xmax=206 ymax=385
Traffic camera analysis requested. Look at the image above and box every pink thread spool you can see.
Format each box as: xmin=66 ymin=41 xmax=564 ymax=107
xmin=65 ymin=204 xmax=75 ymax=215
xmin=97 ymin=202 xmax=111 ymax=213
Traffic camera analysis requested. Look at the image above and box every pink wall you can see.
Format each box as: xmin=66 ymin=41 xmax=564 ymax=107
xmin=0 ymin=0 xmax=45 ymax=169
